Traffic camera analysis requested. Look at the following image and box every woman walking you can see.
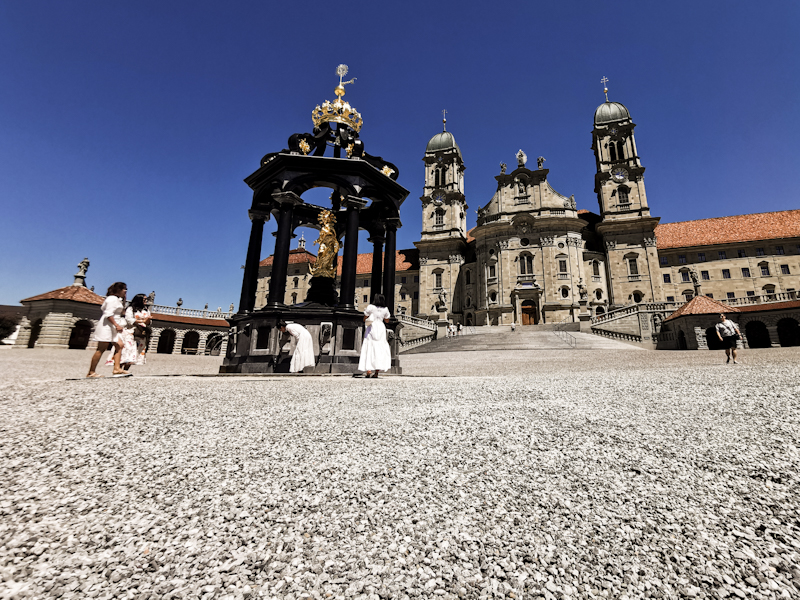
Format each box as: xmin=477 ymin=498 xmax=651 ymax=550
xmin=357 ymin=294 xmax=392 ymax=378
xmin=120 ymin=294 xmax=151 ymax=370
xmin=87 ymin=282 xmax=129 ymax=378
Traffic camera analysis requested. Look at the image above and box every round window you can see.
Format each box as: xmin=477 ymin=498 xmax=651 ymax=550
xmin=558 ymin=242 xmax=565 ymax=249
xmin=633 ymin=292 xmax=643 ymax=303
xmin=489 ymin=249 xmax=495 ymax=256
xmin=595 ymin=290 xmax=602 ymax=300
xmin=561 ymin=288 xmax=569 ymax=298
xmin=490 ymin=291 xmax=497 ymax=302
xmin=520 ymin=238 xmax=529 ymax=247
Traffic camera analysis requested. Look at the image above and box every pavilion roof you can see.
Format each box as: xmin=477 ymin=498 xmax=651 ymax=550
xmin=21 ymin=285 xmax=104 ymax=305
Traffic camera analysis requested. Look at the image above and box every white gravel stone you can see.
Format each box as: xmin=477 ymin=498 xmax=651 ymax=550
xmin=0 ymin=347 xmax=799 ymax=600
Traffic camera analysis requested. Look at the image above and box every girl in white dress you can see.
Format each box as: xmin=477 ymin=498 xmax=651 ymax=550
xmin=279 ymin=320 xmax=316 ymax=373
xmin=358 ymin=294 xmax=392 ymax=378
xmin=87 ymin=282 xmax=128 ymax=378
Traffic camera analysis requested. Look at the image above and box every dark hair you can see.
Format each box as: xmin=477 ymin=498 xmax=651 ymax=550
xmin=278 ymin=320 xmax=287 ymax=329
xmin=107 ymin=282 xmax=127 ymax=297
xmin=372 ymin=294 xmax=386 ymax=307
xmin=130 ymin=294 xmax=146 ymax=311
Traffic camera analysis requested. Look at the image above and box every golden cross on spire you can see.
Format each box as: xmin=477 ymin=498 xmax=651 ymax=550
xmin=442 ymin=109 xmax=447 ymax=131
xmin=601 ymin=76 xmax=609 ymax=102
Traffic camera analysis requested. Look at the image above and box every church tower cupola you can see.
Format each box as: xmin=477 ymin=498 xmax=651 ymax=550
xmin=591 ymin=79 xmax=649 ymax=218
xmin=421 ymin=112 xmax=467 ymax=240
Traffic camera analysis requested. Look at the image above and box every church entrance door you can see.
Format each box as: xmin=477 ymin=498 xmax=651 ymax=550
xmin=521 ymin=300 xmax=538 ymax=325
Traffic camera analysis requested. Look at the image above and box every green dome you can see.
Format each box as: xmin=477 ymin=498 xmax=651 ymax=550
xmin=426 ymin=131 xmax=461 ymax=156
xmin=594 ymin=101 xmax=630 ymax=125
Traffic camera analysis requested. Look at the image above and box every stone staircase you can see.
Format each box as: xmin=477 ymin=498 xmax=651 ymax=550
xmin=401 ymin=326 xmax=642 ymax=354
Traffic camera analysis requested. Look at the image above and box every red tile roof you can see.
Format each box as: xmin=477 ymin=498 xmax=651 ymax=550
xmin=260 ymin=248 xmax=317 ymax=267
xmin=261 ymin=249 xmax=419 ymax=275
xmin=151 ymin=313 xmax=229 ymax=327
xmin=655 ymin=210 xmax=800 ymax=250
xmin=665 ymin=295 xmax=740 ymax=321
xmin=735 ymin=300 xmax=800 ymax=313
xmin=21 ymin=285 xmax=105 ymax=305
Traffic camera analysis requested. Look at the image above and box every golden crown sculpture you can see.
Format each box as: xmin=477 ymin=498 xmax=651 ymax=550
xmin=311 ymin=64 xmax=363 ymax=133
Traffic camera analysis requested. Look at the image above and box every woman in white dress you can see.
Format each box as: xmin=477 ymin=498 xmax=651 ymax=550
xmin=358 ymin=294 xmax=392 ymax=378
xmin=87 ymin=282 xmax=128 ymax=378
xmin=279 ymin=320 xmax=316 ymax=373
xmin=120 ymin=294 xmax=151 ymax=370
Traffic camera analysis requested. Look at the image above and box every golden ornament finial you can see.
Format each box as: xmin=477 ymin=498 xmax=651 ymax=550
xmin=442 ymin=108 xmax=447 ymax=132
xmin=601 ymin=76 xmax=609 ymax=102
xmin=312 ymin=65 xmax=363 ymax=132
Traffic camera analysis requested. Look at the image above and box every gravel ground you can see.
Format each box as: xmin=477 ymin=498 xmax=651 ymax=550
xmin=1 ymin=347 xmax=799 ymax=600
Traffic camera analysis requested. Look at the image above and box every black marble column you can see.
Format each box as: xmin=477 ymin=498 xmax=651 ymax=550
xmin=238 ymin=211 xmax=266 ymax=313
xmin=339 ymin=196 xmax=367 ymax=309
xmin=368 ymin=232 xmax=385 ymax=303
xmin=267 ymin=197 xmax=299 ymax=307
xmin=382 ymin=218 xmax=399 ymax=314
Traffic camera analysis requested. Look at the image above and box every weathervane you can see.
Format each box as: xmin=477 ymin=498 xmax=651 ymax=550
xmin=601 ymin=76 xmax=609 ymax=102
xmin=442 ymin=109 xmax=447 ymax=131
xmin=335 ymin=64 xmax=356 ymax=99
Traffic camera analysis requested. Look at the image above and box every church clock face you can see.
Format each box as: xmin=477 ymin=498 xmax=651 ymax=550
xmin=432 ymin=191 xmax=446 ymax=206
xmin=611 ymin=167 xmax=628 ymax=182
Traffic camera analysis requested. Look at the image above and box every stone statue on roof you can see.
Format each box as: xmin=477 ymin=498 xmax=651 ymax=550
xmin=516 ymin=149 xmax=527 ymax=168
xmin=73 ymin=257 xmax=90 ymax=287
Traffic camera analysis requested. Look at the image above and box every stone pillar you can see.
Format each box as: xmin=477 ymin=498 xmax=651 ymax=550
xmin=339 ymin=196 xmax=367 ymax=309
xmin=239 ymin=210 xmax=267 ymax=313
xmin=197 ymin=332 xmax=209 ymax=356
xmin=383 ymin=218 xmax=400 ymax=314
xmin=267 ymin=194 xmax=302 ymax=307
xmin=148 ymin=328 xmax=161 ymax=353
xmin=172 ymin=330 xmax=186 ymax=355
xmin=368 ymin=232 xmax=385 ymax=303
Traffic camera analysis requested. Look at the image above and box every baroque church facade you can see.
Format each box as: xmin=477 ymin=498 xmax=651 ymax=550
xmin=256 ymin=97 xmax=800 ymax=328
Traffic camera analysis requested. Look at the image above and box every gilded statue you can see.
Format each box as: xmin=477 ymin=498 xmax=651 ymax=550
xmin=311 ymin=210 xmax=340 ymax=278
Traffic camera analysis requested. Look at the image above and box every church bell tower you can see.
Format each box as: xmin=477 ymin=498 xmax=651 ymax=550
xmin=592 ymin=79 xmax=664 ymax=307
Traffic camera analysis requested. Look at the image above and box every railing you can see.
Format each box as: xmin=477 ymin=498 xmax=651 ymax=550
xmin=592 ymin=329 xmax=642 ymax=343
xmin=397 ymin=313 xmax=437 ymax=332
xmin=557 ymin=273 xmax=569 ymax=280
xmin=477 ymin=213 xmax=502 ymax=226
xmin=398 ymin=334 xmax=436 ymax=350
xmin=591 ymin=301 xmax=685 ymax=325
xmin=720 ymin=291 xmax=798 ymax=306
xmin=553 ymin=317 xmax=577 ymax=348
xmin=151 ymin=304 xmax=234 ymax=320
xmin=517 ymin=274 xmax=538 ymax=284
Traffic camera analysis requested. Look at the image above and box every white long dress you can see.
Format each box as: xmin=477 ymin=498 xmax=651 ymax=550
xmin=95 ymin=296 xmax=124 ymax=343
xmin=286 ymin=323 xmax=315 ymax=373
xmin=358 ymin=304 xmax=392 ymax=373
xmin=119 ymin=307 xmax=139 ymax=365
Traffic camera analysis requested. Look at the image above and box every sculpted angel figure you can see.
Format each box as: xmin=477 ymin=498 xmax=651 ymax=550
xmin=76 ymin=257 xmax=90 ymax=276
xmin=311 ymin=210 xmax=340 ymax=278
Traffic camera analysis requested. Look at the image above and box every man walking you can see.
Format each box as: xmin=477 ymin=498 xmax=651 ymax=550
xmin=715 ymin=313 xmax=741 ymax=364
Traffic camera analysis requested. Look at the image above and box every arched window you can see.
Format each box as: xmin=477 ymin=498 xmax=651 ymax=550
xmin=466 ymin=296 xmax=472 ymax=308
xmin=293 ymin=277 xmax=299 ymax=288
xmin=617 ymin=141 xmax=625 ymax=160
xmin=560 ymin=287 xmax=569 ymax=298
xmin=609 ymin=142 xmax=617 ymax=162
xmin=682 ymin=289 xmax=694 ymax=301
xmin=434 ymin=169 xmax=440 ymax=187
xmin=618 ymin=186 xmax=630 ymax=204
xmin=592 ymin=260 xmax=600 ymax=276
xmin=595 ymin=289 xmax=603 ymax=300
xmin=291 ymin=293 xmax=297 ymax=304
xmin=632 ymin=291 xmax=643 ymax=303
xmin=627 ymin=257 xmax=639 ymax=276
xmin=440 ymin=166 xmax=446 ymax=186
xmin=519 ymin=253 xmax=533 ymax=275
xmin=435 ymin=210 xmax=444 ymax=226
xmin=465 ymin=270 xmax=471 ymax=285
xmin=489 ymin=291 xmax=497 ymax=303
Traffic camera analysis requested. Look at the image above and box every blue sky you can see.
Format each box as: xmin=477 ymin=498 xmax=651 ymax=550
xmin=2 ymin=1 xmax=798 ymax=309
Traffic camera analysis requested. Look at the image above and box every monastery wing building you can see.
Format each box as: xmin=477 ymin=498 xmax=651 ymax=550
xmin=257 ymin=97 xmax=800 ymax=329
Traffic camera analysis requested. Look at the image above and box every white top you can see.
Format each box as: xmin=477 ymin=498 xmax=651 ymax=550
xmin=715 ymin=320 xmax=739 ymax=337
xmin=95 ymin=296 xmax=125 ymax=342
